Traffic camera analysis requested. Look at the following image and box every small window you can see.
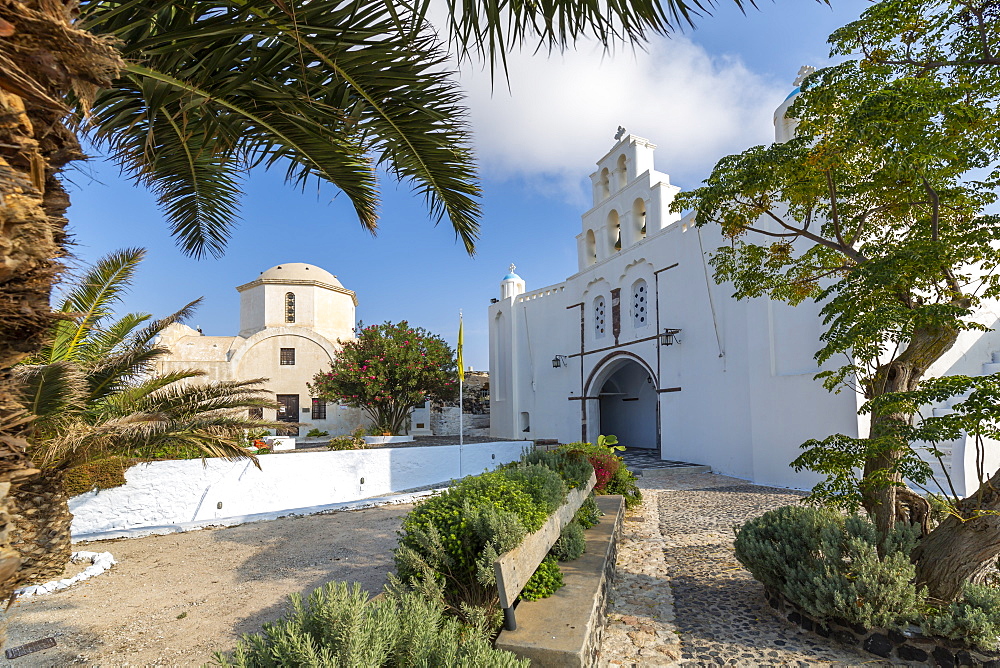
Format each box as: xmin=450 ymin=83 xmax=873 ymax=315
xmin=285 ymin=292 xmax=295 ymax=323
xmin=280 ymin=348 xmax=295 ymax=365
xmin=594 ymin=297 xmax=606 ymax=339
xmin=248 ymin=407 xmax=263 ymax=420
xmin=632 ymin=280 xmax=648 ymax=328
xmin=311 ymin=398 xmax=327 ymax=420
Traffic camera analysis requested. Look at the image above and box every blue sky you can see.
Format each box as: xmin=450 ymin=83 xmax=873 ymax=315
xmin=62 ymin=0 xmax=869 ymax=371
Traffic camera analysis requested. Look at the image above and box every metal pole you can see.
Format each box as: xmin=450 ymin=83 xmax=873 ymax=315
xmin=502 ymin=606 xmax=517 ymax=631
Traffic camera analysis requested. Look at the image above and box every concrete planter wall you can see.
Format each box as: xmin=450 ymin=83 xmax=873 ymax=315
xmin=363 ymin=435 xmax=415 ymax=445
xmin=70 ymin=441 xmax=527 ymax=539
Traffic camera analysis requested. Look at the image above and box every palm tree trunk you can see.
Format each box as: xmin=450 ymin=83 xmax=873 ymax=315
xmin=0 ymin=0 xmax=122 ymax=597
xmin=9 ymin=470 xmax=71 ymax=584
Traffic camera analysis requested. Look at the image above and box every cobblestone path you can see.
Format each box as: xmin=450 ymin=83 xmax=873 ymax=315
xmin=600 ymin=472 xmax=890 ymax=667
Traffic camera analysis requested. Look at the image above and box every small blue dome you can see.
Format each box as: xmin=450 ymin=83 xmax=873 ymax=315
xmin=503 ymin=273 xmax=520 ymax=281
xmin=783 ymin=86 xmax=801 ymax=101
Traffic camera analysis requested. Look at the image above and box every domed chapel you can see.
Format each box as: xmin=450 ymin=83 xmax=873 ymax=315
xmin=156 ymin=263 xmax=365 ymax=435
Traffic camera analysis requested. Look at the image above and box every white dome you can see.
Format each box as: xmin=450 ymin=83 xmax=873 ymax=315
xmin=258 ymin=263 xmax=341 ymax=287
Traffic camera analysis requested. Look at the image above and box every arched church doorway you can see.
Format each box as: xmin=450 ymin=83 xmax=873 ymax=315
xmin=592 ymin=356 xmax=658 ymax=450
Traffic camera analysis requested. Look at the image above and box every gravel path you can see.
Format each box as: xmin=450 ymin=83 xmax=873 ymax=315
xmin=4 ymin=504 xmax=412 ymax=666
xmin=600 ymin=471 xmax=888 ymax=667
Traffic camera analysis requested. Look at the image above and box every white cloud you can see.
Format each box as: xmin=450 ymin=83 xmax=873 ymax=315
xmin=458 ymin=37 xmax=787 ymax=202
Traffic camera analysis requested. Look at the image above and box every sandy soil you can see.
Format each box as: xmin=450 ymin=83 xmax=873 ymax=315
xmin=3 ymin=503 xmax=412 ymax=666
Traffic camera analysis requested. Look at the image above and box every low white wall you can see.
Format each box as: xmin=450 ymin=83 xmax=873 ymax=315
xmin=70 ymin=441 xmax=527 ymax=538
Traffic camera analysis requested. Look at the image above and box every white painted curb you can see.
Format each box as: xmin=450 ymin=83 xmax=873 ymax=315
xmin=15 ymin=551 xmax=117 ymax=599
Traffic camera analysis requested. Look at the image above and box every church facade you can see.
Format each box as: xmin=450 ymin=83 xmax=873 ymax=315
xmin=156 ymin=263 xmax=367 ymax=436
xmin=489 ymin=91 xmax=1000 ymax=493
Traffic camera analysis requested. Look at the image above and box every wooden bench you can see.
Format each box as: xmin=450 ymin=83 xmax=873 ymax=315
xmin=494 ymin=472 xmax=597 ymax=630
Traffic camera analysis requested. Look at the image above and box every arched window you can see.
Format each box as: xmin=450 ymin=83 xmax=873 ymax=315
xmin=594 ymin=297 xmax=607 ymax=339
xmin=632 ymin=279 xmax=649 ymax=328
xmin=616 ymin=154 xmax=628 ymax=189
xmin=585 ymin=229 xmax=597 ymax=265
xmin=285 ymin=292 xmax=295 ymax=323
xmin=599 ymin=168 xmax=610 ymax=200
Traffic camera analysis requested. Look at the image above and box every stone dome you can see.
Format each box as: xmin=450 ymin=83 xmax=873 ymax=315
xmin=258 ymin=263 xmax=341 ymax=287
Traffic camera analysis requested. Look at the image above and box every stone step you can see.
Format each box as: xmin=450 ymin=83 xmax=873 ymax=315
xmin=638 ymin=464 xmax=712 ymax=479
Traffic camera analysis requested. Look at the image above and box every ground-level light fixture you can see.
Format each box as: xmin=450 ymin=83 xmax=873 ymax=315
xmin=552 ymin=355 xmax=569 ymax=368
xmin=659 ymin=328 xmax=682 ymax=346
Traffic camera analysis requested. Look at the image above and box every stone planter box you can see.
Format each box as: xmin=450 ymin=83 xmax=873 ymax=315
xmin=764 ymin=586 xmax=1000 ymax=666
xmin=363 ymin=435 xmax=415 ymax=445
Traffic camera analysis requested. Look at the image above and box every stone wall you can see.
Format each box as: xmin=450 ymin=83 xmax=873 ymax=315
xmin=764 ymin=586 xmax=1000 ymax=667
xmin=431 ymin=407 xmax=490 ymax=436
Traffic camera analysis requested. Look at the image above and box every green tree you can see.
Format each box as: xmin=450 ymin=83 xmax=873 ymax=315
xmin=12 ymin=248 xmax=276 ymax=584
xmin=673 ymin=0 xmax=1000 ymax=601
xmin=310 ymin=321 xmax=457 ymax=435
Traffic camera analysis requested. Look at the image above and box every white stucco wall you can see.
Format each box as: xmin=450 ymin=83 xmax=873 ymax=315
xmin=70 ymin=441 xmax=527 ymax=538
xmin=490 ymin=130 xmax=1000 ymax=494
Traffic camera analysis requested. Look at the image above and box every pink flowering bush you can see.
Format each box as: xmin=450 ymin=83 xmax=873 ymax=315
xmin=308 ymin=321 xmax=457 ymax=434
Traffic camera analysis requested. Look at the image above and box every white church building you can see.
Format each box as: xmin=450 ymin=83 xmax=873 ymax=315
xmin=489 ymin=87 xmax=1000 ymax=493
xmin=157 ymin=263 xmax=367 ymax=436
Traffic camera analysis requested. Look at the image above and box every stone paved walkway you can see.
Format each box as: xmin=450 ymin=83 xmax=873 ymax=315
xmin=599 ymin=471 xmax=891 ymax=667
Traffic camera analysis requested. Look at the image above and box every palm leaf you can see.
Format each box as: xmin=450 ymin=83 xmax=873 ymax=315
xmin=77 ymin=0 xmax=482 ymax=256
xmin=43 ymin=248 xmax=145 ymax=364
xmin=14 ymin=363 xmax=88 ymax=420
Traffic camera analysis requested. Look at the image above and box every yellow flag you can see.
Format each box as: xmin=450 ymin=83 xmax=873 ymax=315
xmin=457 ymin=315 xmax=465 ymax=383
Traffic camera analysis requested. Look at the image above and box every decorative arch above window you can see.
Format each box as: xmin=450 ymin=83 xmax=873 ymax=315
xmin=632 ymin=280 xmax=649 ymax=328
xmin=594 ymin=296 xmax=607 ymax=339
xmin=285 ymin=292 xmax=295 ymax=323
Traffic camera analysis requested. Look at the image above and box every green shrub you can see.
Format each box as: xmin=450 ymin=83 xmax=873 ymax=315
xmin=64 ymin=456 xmax=130 ymax=496
xmin=551 ymin=521 xmax=586 ymax=562
xmin=501 ymin=463 xmax=567 ymax=515
xmin=395 ymin=470 xmax=550 ymax=624
xmin=519 ymin=557 xmax=564 ymax=601
xmin=734 ymin=505 xmax=923 ymax=630
xmin=213 ymin=579 xmax=528 ymax=667
xmin=305 ymin=428 xmax=329 ymax=437
xmin=557 ymin=440 xmax=642 ymax=507
xmin=604 ymin=464 xmax=642 ymax=509
xmin=522 ymin=449 xmax=592 ymax=489
xmin=574 ymin=494 xmax=602 ymax=529
xmin=923 ymin=583 xmax=1000 ymax=650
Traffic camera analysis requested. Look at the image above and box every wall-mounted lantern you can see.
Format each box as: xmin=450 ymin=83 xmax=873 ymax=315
xmin=659 ymin=328 xmax=682 ymax=346
xmin=552 ymin=355 xmax=569 ymax=368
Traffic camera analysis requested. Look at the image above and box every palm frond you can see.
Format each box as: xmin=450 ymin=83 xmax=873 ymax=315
xmin=44 ymin=248 xmax=146 ymax=363
xmin=77 ymin=0 xmax=480 ymax=256
xmin=14 ymin=363 xmax=88 ymax=420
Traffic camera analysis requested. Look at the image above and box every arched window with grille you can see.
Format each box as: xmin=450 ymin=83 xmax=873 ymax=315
xmin=632 ymin=280 xmax=649 ymax=328
xmin=285 ymin=292 xmax=295 ymax=323
xmin=594 ymin=296 xmax=607 ymax=339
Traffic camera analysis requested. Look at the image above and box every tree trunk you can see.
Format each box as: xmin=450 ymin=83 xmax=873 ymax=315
xmin=0 ymin=0 xmax=122 ymax=598
xmin=9 ymin=469 xmax=71 ymax=584
xmin=862 ymin=323 xmax=962 ymax=540
xmin=913 ymin=466 xmax=1000 ymax=602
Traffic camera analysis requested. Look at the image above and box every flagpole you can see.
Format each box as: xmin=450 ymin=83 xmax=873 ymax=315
xmin=458 ymin=310 xmax=464 ymax=477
